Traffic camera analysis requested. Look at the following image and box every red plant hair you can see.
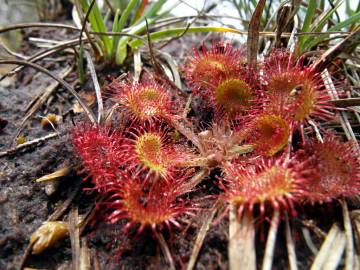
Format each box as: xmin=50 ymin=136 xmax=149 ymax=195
xmin=262 ymin=49 xmax=336 ymax=125
xmin=114 ymin=80 xmax=177 ymax=123
xmin=238 ymin=113 xmax=292 ymax=156
xmin=299 ymin=136 xmax=360 ymax=203
xmin=104 ymin=171 xmax=195 ymax=234
xmin=184 ymin=38 xmax=244 ymax=92
xmin=220 ymin=157 xmax=310 ymax=217
xmin=72 ymin=123 xmax=124 ymax=191
xmin=120 ymin=124 xmax=193 ymax=181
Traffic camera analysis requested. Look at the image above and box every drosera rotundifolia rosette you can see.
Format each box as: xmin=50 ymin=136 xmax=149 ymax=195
xmin=72 ymin=38 xmax=360 ymax=255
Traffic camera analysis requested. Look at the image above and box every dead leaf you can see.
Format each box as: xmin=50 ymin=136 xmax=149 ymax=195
xmin=73 ymin=91 xmax=96 ymax=113
xmin=247 ymin=0 xmax=266 ymax=69
xmin=35 ymin=165 xmax=75 ymax=183
xmin=30 ymin=221 xmax=68 ymax=254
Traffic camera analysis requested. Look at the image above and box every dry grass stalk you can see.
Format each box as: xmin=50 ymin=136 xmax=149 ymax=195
xmin=350 ymin=210 xmax=360 ymax=269
xmin=228 ymin=206 xmax=256 ymax=270
xmin=262 ymin=210 xmax=280 ymax=270
xmin=322 ymin=69 xmax=357 ymax=142
xmin=341 ymin=199 xmax=355 ymax=270
xmin=35 ymin=165 xmax=76 ymax=183
xmin=84 ymin=50 xmax=104 ymax=123
xmin=80 ymin=238 xmax=90 ymax=270
xmin=285 ymin=214 xmax=298 ymax=270
xmin=0 ymin=132 xmax=59 ymax=158
xmin=16 ymin=65 xmax=73 ymax=138
xmin=187 ymin=201 xmax=221 ymax=270
xmin=154 ymin=231 xmax=175 ymax=270
xmin=69 ymin=208 xmax=81 ymax=270
xmin=310 ymin=223 xmax=345 ymax=270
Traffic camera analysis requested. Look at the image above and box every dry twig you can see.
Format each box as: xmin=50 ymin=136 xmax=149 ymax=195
xmin=0 ymin=132 xmax=59 ymax=158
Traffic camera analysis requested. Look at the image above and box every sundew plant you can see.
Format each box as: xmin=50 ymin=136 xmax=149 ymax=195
xmin=73 ymin=39 xmax=360 ymax=268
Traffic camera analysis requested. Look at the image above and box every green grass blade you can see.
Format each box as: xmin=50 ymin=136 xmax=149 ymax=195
xmin=235 ymin=0 xmax=245 ymax=18
xmin=299 ymin=0 xmax=317 ymax=48
xmin=110 ymin=8 xmax=121 ymax=60
xmin=115 ymin=15 xmax=159 ymax=65
xmin=301 ymin=0 xmax=317 ymax=33
xmin=119 ymin=0 xmax=127 ymax=10
xmin=110 ymin=0 xmax=137 ymax=60
xmin=77 ymin=43 xmax=85 ymax=86
xmin=301 ymin=0 xmax=343 ymax=51
xmin=302 ymin=9 xmax=360 ymax=52
xmin=129 ymin=26 xmax=245 ymax=49
xmin=117 ymin=0 xmax=138 ymax=32
xmin=112 ymin=8 xmax=121 ymax=33
xmin=320 ymin=0 xmax=325 ymax=10
xmin=345 ymin=0 xmax=357 ymax=16
xmin=311 ymin=0 xmax=342 ymax=32
xmin=327 ymin=10 xmax=360 ymax=31
xmin=115 ymin=3 xmax=173 ymax=65
xmin=78 ymin=0 xmax=99 ymax=32
xmin=79 ymin=0 xmax=112 ymax=59
xmin=131 ymin=0 xmax=148 ymax=25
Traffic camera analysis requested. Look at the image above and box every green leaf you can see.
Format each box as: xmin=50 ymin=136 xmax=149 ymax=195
xmin=302 ymin=9 xmax=360 ymax=52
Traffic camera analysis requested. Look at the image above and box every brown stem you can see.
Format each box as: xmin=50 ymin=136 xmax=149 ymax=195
xmin=227 ymin=144 xmax=254 ymax=157
xmin=176 ymin=144 xmax=254 ymax=168
xmin=177 ymin=169 xmax=209 ymax=194
xmin=154 ymin=231 xmax=175 ymax=270
xmin=176 ymin=157 xmax=208 ymax=167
